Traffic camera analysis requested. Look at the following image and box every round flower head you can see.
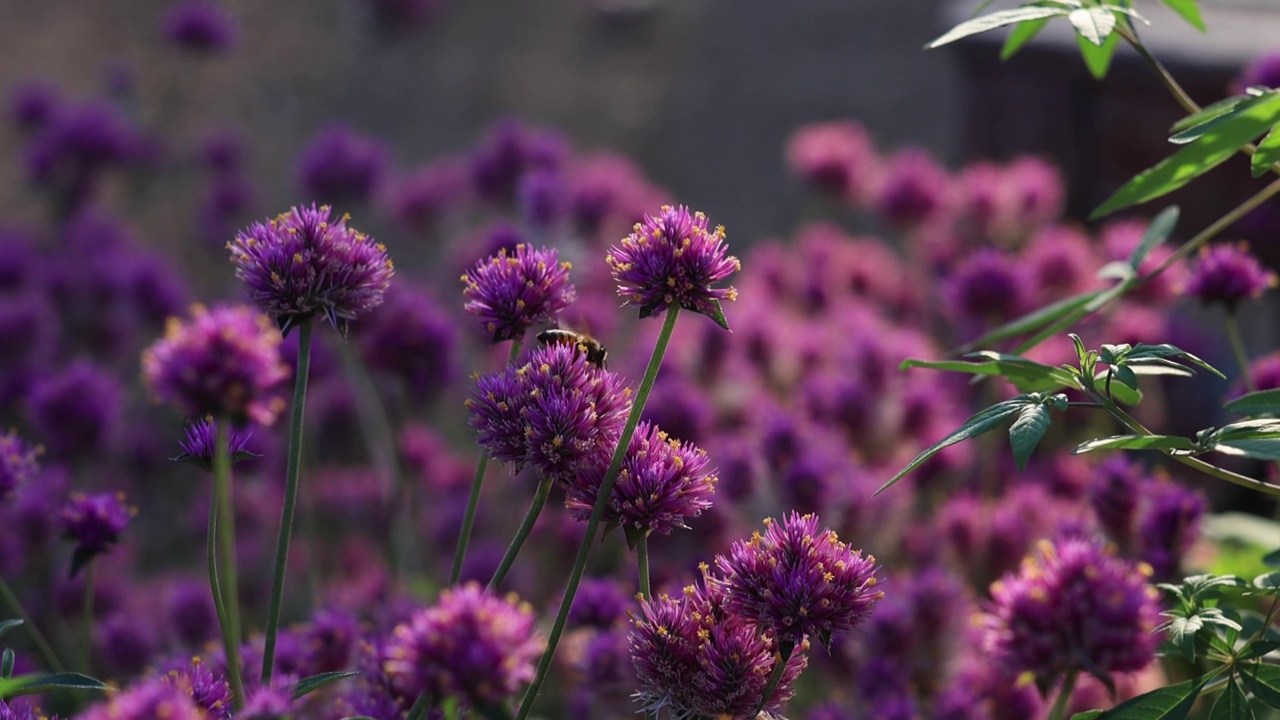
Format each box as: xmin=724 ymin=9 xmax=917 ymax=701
xmin=943 ymin=248 xmax=1030 ymax=324
xmin=564 ymin=422 xmax=717 ymax=538
xmin=143 ymin=304 xmax=289 ymax=426
xmin=383 ymin=582 xmax=543 ymax=708
xmin=569 ymin=577 xmax=632 ymax=629
xmin=629 ymin=577 xmax=808 ymax=719
xmin=296 ymin=123 xmax=389 ymax=207
xmin=873 ymin=147 xmax=952 ymax=229
xmin=61 ymin=491 xmax=136 ymax=576
xmin=607 ymin=204 xmax=740 ymax=329
xmin=1182 ymin=241 xmax=1277 ymax=309
xmin=0 ymin=431 xmax=39 ymax=505
xmin=1238 ymin=51 xmax=1280 ymax=92
xmin=162 ymin=0 xmax=237 ymax=54
xmin=785 ymin=120 xmax=879 ymax=200
xmin=1136 ymin=481 xmax=1205 ymax=582
xmin=80 ymin=675 xmax=206 ymax=720
xmin=356 ymin=284 xmax=457 ymax=402
xmin=460 ymin=243 xmax=575 ymax=343
xmin=982 ymin=537 xmax=1160 ymax=692
xmin=714 ymin=512 xmax=883 ymax=649
xmin=172 ymin=418 xmax=257 ymax=470
xmin=166 ymin=657 xmax=233 ymax=718
xmin=229 ymin=204 xmax=394 ymax=336
xmin=240 ymin=685 xmax=294 ymax=719
xmin=26 ymin=360 xmax=122 ymax=462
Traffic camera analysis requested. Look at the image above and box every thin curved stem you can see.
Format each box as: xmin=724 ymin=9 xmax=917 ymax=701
xmin=0 ymin=577 xmax=64 ymax=672
xmin=214 ymin=418 xmax=246 ymax=710
xmin=80 ymin=563 xmax=94 ymax=674
xmin=1225 ymin=310 xmax=1258 ymax=394
xmin=451 ymin=338 xmax=524 ymax=585
xmin=263 ymin=319 xmax=313 ymax=686
xmin=636 ymin=536 xmax=651 ymax=600
xmin=405 ymin=692 xmax=430 ymax=720
xmin=516 ymin=307 xmax=682 ymax=720
xmin=488 ymin=473 xmax=555 ymax=592
xmin=1048 ymin=669 xmax=1079 ymax=720
xmin=752 ymin=639 xmax=796 ymax=717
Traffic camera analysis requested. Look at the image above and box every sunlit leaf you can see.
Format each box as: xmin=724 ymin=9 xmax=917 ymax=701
xmin=1158 ymin=0 xmax=1206 ymax=31
xmin=1251 ymin=125 xmax=1280 ymax=177
xmin=1069 ymin=7 xmax=1115 ymax=46
xmin=901 ymin=355 xmax=1077 ymax=393
xmin=1170 ymin=96 xmax=1252 ymax=135
xmin=1010 ymin=404 xmax=1052 ymax=470
xmin=1076 ymin=27 xmax=1121 ymax=79
xmin=1002 ymin=17 xmax=1050 ymax=60
xmin=927 ymin=6 xmax=1071 ymax=49
xmin=1093 ymin=676 xmax=1206 ymax=719
xmin=1226 ymin=389 xmax=1280 ymax=417
xmin=1073 ymin=435 xmax=1197 ymax=454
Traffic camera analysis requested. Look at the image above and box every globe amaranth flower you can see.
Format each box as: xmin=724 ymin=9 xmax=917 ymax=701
xmin=240 ymin=685 xmax=294 ymax=719
xmin=229 ymin=204 xmax=394 ymax=336
xmin=143 ymin=304 xmax=289 ymax=426
xmin=163 ymin=0 xmax=237 ymax=53
xmin=607 ymin=205 xmax=740 ymax=329
xmin=172 ymin=417 xmax=258 ymax=470
xmin=26 ymin=360 xmax=123 ymax=463
xmin=942 ymin=248 xmax=1030 ymax=324
xmin=61 ymin=491 xmax=136 ymax=576
xmin=466 ymin=342 xmax=631 ymax=482
xmin=873 ymin=147 xmax=951 ymax=229
xmin=296 ymin=123 xmax=389 ymax=207
xmin=356 ymin=284 xmax=457 ymax=403
xmin=80 ymin=675 xmax=205 ymax=720
xmin=785 ymin=120 xmax=879 ymax=201
xmin=981 ymin=537 xmax=1160 ymax=692
xmin=1182 ymin=241 xmax=1277 ymax=309
xmin=167 ymin=581 xmax=219 ymax=648
xmin=384 ymin=582 xmax=543 ymax=708
xmin=569 ymin=577 xmax=632 ymax=629
xmin=0 ymin=431 xmax=39 ymax=504
xmin=713 ymin=512 xmax=883 ymax=649
xmin=1136 ymin=481 xmax=1205 ymax=583
xmin=166 ymin=656 xmax=233 ymax=719
xmin=629 ymin=577 xmax=808 ymax=720
xmin=460 ymin=243 xmax=575 ymax=343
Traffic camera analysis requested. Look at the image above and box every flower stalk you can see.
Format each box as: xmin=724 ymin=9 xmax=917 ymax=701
xmin=213 ymin=417 xmax=246 ymax=710
xmin=487 ymin=472 xmax=554 ymax=592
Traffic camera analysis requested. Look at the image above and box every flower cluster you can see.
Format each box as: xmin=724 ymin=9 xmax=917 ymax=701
xmin=60 ymin=491 xmax=136 ymax=575
xmin=1182 ymin=241 xmax=1277 ymax=309
xmin=460 ymin=243 xmax=576 ymax=342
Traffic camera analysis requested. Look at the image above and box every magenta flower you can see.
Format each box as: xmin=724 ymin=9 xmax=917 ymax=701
xmin=162 ymin=0 xmax=237 ymax=54
xmin=26 ymin=360 xmax=122 ymax=463
xmin=168 ymin=656 xmax=233 ymax=718
xmin=0 ymin=431 xmax=39 ymax=504
xmin=60 ymin=491 xmax=135 ymax=576
xmin=229 ymin=204 xmax=394 ymax=336
xmin=607 ymin=204 xmax=740 ymax=329
xmin=142 ymin=304 xmax=289 ymax=426
xmin=1182 ymin=242 xmax=1277 ymax=309
xmin=785 ymin=120 xmax=880 ymax=200
xmin=942 ymin=248 xmax=1030 ymax=323
xmin=173 ymin=417 xmax=258 ymax=470
xmin=714 ymin=512 xmax=883 ymax=649
xmin=80 ymin=676 xmax=206 ymax=720
xmin=384 ymin=583 xmax=544 ymax=707
xmin=460 ymin=243 xmax=575 ymax=343
xmin=982 ymin=537 xmax=1161 ymax=691
xmin=296 ymin=124 xmax=389 ymax=207
xmin=356 ymin=284 xmax=457 ymax=402
xmin=873 ymin=147 xmax=951 ymax=229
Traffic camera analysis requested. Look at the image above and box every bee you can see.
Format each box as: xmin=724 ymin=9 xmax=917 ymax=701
xmin=537 ymin=328 xmax=609 ymax=369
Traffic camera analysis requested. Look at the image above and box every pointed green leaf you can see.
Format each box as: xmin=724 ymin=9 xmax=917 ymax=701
xmin=1240 ymin=640 xmax=1280 ymax=660
xmin=699 ymin=299 xmax=730 ymax=331
xmin=292 ymin=670 xmax=359 ymax=700
xmin=1094 ymin=676 xmax=1206 ymax=719
xmin=1127 ymin=343 xmax=1224 ymax=378
xmin=1128 ymin=206 xmax=1180 ymax=271
xmin=1009 ymin=404 xmax=1052 ymax=470
xmin=1113 ymin=365 xmax=1140 ymax=391
xmin=1 ymin=649 xmax=12 ymax=680
xmin=1209 ymin=677 xmax=1254 ymax=720
xmin=1170 ymin=96 xmax=1252 ymax=135
xmin=901 ymin=355 xmax=1077 ymax=393
xmin=1208 ymin=419 xmax=1280 ymax=442
xmin=1073 ymin=435 xmax=1198 ymax=454
xmin=1093 ymin=94 xmax=1280 ymax=218
xmin=1071 ymin=713 xmax=1104 ymax=720
xmin=1076 ymin=27 xmax=1121 ymax=79
xmin=1168 ymin=97 xmax=1268 ymax=144
xmin=1251 ymin=125 xmax=1280 ymax=177
xmin=1163 ymin=614 xmax=1205 ymax=660
xmin=1226 ymin=389 xmax=1280 ymax=417
xmin=0 ymin=676 xmax=31 ymax=699
xmin=1092 ymin=372 xmax=1143 ymax=405
xmin=0 ymin=620 xmax=22 ymax=640
xmin=1069 ymin=7 xmax=1115 ymax=46
xmin=876 ymin=401 xmax=1024 ymax=495
xmin=1240 ymin=664 xmax=1280 ymax=710
xmin=1002 ymin=17 xmax=1050 ymax=60
xmin=8 ymin=672 xmax=109 ymax=697
xmin=1215 ymin=439 xmax=1280 ymax=461
xmin=953 ymin=291 xmax=1102 ymax=353
xmin=927 ymin=6 xmax=1071 ymax=49
xmin=1158 ymin=0 xmax=1206 ymax=31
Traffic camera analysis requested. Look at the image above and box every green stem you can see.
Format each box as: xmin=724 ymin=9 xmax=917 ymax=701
xmin=451 ymin=338 xmax=524 ymax=585
xmin=1225 ymin=310 xmax=1258 ymax=394
xmin=214 ymin=418 xmax=246 ymax=710
xmin=636 ymin=535 xmax=651 ymax=600
xmin=0 ymin=577 xmax=64 ymax=672
xmin=516 ymin=306 xmax=682 ymax=720
xmin=405 ymin=693 xmax=430 ymax=720
xmin=488 ymin=473 xmax=555 ymax=592
xmin=1048 ymin=669 xmax=1079 ymax=720
xmin=80 ymin=563 xmax=95 ymax=674
xmin=263 ymin=319 xmax=313 ymax=686
xmin=752 ymin=639 xmax=796 ymax=717
xmin=206 ymin=473 xmax=239 ymax=707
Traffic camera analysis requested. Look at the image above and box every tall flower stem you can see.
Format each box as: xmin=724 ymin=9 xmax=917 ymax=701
xmin=752 ymin=639 xmax=795 ymax=717
xmin=405 ymin=692 xmax=430 ymax=720
xmin=0 ymin=578 xmax=64 ymax=673
xmin=213 ymin=417 xmax=246 ymax=710
xmin=1225 ymin=310 xmax=1258 ymax=394
xmin=206 ymin=473 xmax=239 ymax=708
xmin=487 ymin=473 xmax=554 ymax=592
xmin=80 ymin=563 xmax=95 ymax=674
xmin=451 ymin=339 xmax=524 ymax=585
xmin=516 ymin=306 xmax=681 ymax=720
xmin=263 ymin=318 xmax=313 ymax=686
xmin=1048 ymin=669 xmax=1079 ymax=720
xmin=636 ymin=536 xmax=651 ymax=600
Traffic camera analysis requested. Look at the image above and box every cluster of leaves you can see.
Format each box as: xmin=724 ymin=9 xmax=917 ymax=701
xmin=0 ymin=620 xmax=105 ymax=702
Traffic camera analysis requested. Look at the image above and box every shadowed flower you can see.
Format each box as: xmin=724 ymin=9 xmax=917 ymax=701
xmin=714 ymin=512 xmax=883 ymax=649
xmin=356 ymin=284 xmax=457 ymax=403
xmin=7 ymin=80 xmax=60 ymax=132
xmin=606 ymin=204 xmax=740 ymax=328
xmin=229 ymin=204 xmax=394 ymax=336
xmin=166 ymin=657 xmax=232 ymax=718
xmin=167 ymin=581 xmax=219 ymax=648
xmin=873 ymin=147 xmax=951 ymax=229
xmin=173 ymin=418 xmax=258 ymax=470
xmin=785 ymin=120 xmax=880 ymax=201
xmin=629 ymin=577 xmax=808 ymax=719
xmin=1182 ymin=241 xmax=1277 ymax=309
xmin=569 ymin=578 xmax=632 ymax=629
xmin=163 ymin=0 xmax=237 ymax=53
xmin=982 ymin=537 xmax=1160 ymax=691
xmin=297 ymin=124 xmax=389 ymax=207
xmin=143 ymin=304 xmax=289 ymax=426
xmin=384 ymin=583 xmax=543 ymax=707
xmin=519 ymin=166 xmax=567 ymax=229
xmin=461 ymin=243 xmax=575 ymax=343
xmin=26 ymin=360 xmax=122 ymax=462
xmin=386 ymin=157 xmax=468 ymax=236
xmin=0 ymin=431 xmax=39 ymax=504
xmin=943 ymin=248 xmax=1029 ymax=324
xmin=1238 ymin=51 xmax=1280 ymax=91
xmin=1136 ymin=481 xmax=1205 ymax=583
xmin=61 ymin=491 xmax=136 ymax=576
xmin=80 ymin=676 xmax=205 ymax=720
xmin=240 ymin=685 xmax=294 ymax=719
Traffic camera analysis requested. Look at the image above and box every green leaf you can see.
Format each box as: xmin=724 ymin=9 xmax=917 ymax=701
xmin=1009 ymin=404 xmax=1052 ymax=470
xmin=901 ymin=355 xmax=1077 ymax=393
xmin=1071 ymin=713 xmax=1104 ymax=720
xmin=7 ymin=671 xmax=109 ymax=698
xmin=1240 ymin=664 xmax=1280 ymax=710
xmin=1 ymin=649 xmax=12 ymax=680
xmin=1226 ymin=389 xmax=1280 ymax=416
xmin=1240 ymin=640 xmax=1280 ymax=660
xmin=1214 ymin=439 xmax=1280 ymax=460
xmin=1069 ymin=7 xmax=1115 ymax=46
xmin=1002 ymin=17 xmax=1050 ymax=60
xmin=1073 ymin=434 xmax=1198 ymax=454
xmin=1252 ymin=571 xmax=1280 ymax=593
xmin=1251 ymin=125 xmax=1280 ymax=177
xmin=927 ymin=6 xmax=1072 ymax=49
xmin=1127 ymin=343 xmax=1224 ymax=379
xmin=953 ymin=291 xmax=1102 ymax=353
xmin=1076 ymin=27 xmax=1121 ymax=79
xmin=1170 ymin=96 xmax=1252 ymax=135
xmin=0 ymin=676 xmax=30 ymax=699
xmin=1264 ymin=548 xmax=1280 ymax=567
xmin=292 ymin=670 xmax=359 ymax=700
xmin=0 ymin=620 xmax=22 ymax=640
xmin=875 ymin=401 xmax=1024 ymax=495
xmin=1168 ymin=97 xmax=1268 ymax=144
xmin=1128 ymin=206 xmax=1180 ymax=271
xmin=1210 ymin=677 xmax=1255 ymax=720
xmin=1092 ymin=93 xmax=1280 ymax=219
xmin=1094 ymin=676 xmax=1206 ymax=720
xmin=1158 ymin=0 xmax=1206 ymax=31
xmin=1162 ymin=614 xmax=1206 ymax=659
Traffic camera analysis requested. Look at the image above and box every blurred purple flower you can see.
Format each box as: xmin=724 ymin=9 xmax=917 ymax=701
xmin=943 ymin=248 xmax=1029 ymax=324
xmin=357 ymin=284 xmax=457 ymax=402
xmin=143 ymin=304 xmax=289 ymax=425
xmin=26 ymin=359 xmax=123 ymax=462
xmin=1182 ymin=241 xmax=1277 ymax=309
xmin=1238 ymin=51 xmax=1280 ymax=91
xmin=873 ymin=147 xmax=951 ymax=229
xmin=1006 ymin=156 xmax=1065 ymax=232
xmin=1088 ymin=457 xmax=1143 ymax=551
xmin=80 ymin=675 xmax=205 ymax=720
xmin=297 ymin=124 xmax=389 ymax=207
xmin=518 ymin=166 xmax=567 ymax=229
xmin=167 ymin=579 xmax=219 ymax=647
xmin=163 ymin=0 xmax=237 ymax=54
xmin=1022 ymin=224 xmax=1098 ymax=305
xmin=241 ymin=685 xmax=294 ymax=719
xmin=569 ymin=578 xmax=631 ymax=629
xmin=785 ymin=119 xmax=880 ymax=201
xmin=0 ymin=431 xmax=39 ymax=505
xmin=201 ymin=128 xmax=247 ymax=172
xmin=7 ymin=80 xmax=60 ymax=132
xmin=25 ymin=100 xmax=140 ymax=215
xmin=470 ymin=119 xmax=567 ymax=204
xmin=1136 ymin=480 xmax=1205 ymax=582
xmin=386 ymin=157 xmax=468 ymax=236
xmin=1249 ymin=351 xmax=1280 ymax=391
xmin=98 ymin=612 xmax=157 ymax=677
xmin=229 ymin=204 xmax=395 ymax=336
xmin=460 ymin=243 xmax=575 ymax=343
xmin=1102 ymin=219 xmax=1186 ymax=306
xmin=60 ymin=491 xmax=136 ymax=576
xmin=174 ymin=417 xmax=257 ymax=470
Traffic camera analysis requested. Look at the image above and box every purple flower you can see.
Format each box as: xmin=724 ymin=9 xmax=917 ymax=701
xmin=61 ymin=491 xmax=135 ymax=575
xmin=469 ymin=119 xmax=567 ymax=204
xmin=26 ymin=359 xmax=123 ymax=462
xmin=1005 ymin=156 xmax=1065 ymax=232
xmin=873 ymin=147 xmax=951 ymax=229
xmin=563 ymin=422 xmax=718 ymax=537
xmin=173 ymin=417 xmax=258 ymax=470
xmin=1238 ymin=51 xmax=1280 ymax=91
xmin=606 ymin=204 xmax=740 ymax=328
xmin=25 ymin=100 xmax=140 ymax=214
xmin=714 ymin=512 xmax=883 ymax=648
xmin=80 ymin=676 xmax=205 ymax=720
xmin=98 ymin=612 xmax=157 ymax=677
xmin=201 ymin=128 xmax=247 ymax=172
xmin=167 ymin=579 xmax=219 ymax=647
xmin=785 ymin=120 xmax=879 ymax=200
xmin=460 ymin=243 xmax=576 ymax=343
xmin=167 ymin=657 xmax=233 ymax=718
xmin=143 ymin=304 xmax=290 ymax=425
xmin=297 ymin=124 xmax=389 ymax=207
xmin=1022 ymin=225 xmax=1099 ymax=305
xmin=386 ymin=158 xmax=468 ymax=236
xmin=229 ymin=204 xmax=395 ymax=336
xmin=466 ymin=343 xmax=632 ymax=481
xmin=7 ymin=80 xmax=60 ymax=132
xmin=1088 ymin=457 xmax=1143 ymax=550
xmin=943 ymin=248 xmax=1029 ymax=324
xmin=0 ymin=431 xmax=39 ymax=505
xmin=384 ymin=583 xmax=543 ymax=707
xmin=1249 ymin=351 xmax=1280 ymax=391
xmin=982 ymin=537 xmax=1161 ymax=691
xmin=163 ymin=0 xmax=237 ymax=54
xmin=1182 ymin=241 xmax=1277 ymax=309
xmin=241 ymin=685 xmax=294 ymax=719
xmin=518 ymin=167 xmax=567 ymax=229
xmin=356 ymin=284 xmax=457 ymax=402
xmin=569 ymin=578 xmax=631 ymax=629
xmin=1136 ymin=481 xmax=1205 ymax=582
xmin=0 ymin=699 xmax=56 ymax=720
xmin=629 ymin=577 xmax=808 ymax=719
